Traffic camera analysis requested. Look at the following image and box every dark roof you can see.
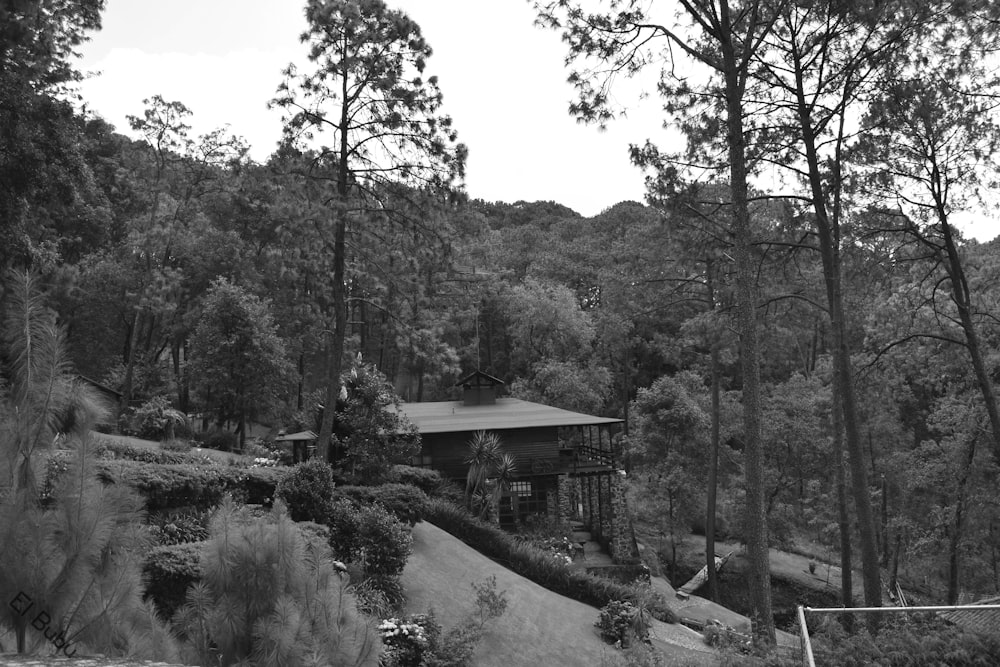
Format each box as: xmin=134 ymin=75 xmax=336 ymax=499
xmin=76 ymin=375 xmax=122 ymax=398
xmin=454 ymin=370 xmax=505 ymax=387
xmin=275 ymin=430 xmax=318 ymax=442
xmin=394 ymin=397 xmax=621 ymax=434
xmin=940 ymin=596 xmax=1000 ymax=635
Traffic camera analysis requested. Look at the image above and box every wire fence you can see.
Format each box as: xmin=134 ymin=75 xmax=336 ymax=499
xmin=796 ymin=603 xmax=1000 ymax=666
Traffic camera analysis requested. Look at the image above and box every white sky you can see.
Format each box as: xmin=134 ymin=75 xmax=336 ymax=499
xmin=75 ymin=0 xmax=672 ymax=218
xmin=74 ymin=0 xmax=998 ymax=241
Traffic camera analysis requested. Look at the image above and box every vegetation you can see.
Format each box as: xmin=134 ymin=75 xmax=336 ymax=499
xmin=6 ymin=0 xmax=1000 ymax=661
xmin=172 ymin=498 xmax=380 ymax=666
xmin=425 ymin=497 xmax=676 ymax=623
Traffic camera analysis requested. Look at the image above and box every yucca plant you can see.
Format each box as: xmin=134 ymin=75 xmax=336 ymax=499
xmin=463 ymin=431 xmax=518 ymax=521
xmin=0 ymin=271 xmax=177 ymax=659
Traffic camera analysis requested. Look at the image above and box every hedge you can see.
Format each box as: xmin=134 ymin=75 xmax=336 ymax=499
xmin=143 ymin=542 xmax=202 ymax=619
xmin=425 ymin=498 xmax=676 ymax=623
xmin=97 ymin=461 xmax=287 ymax=512
xmin=335 ymin=483 xmax=429 ymax=525
xmin=92 ymin=436 xmax=216 ymax=465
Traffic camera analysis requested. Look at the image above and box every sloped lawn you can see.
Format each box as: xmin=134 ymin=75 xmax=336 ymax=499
xmin=402 ymin=522 xmax=716 ymax=667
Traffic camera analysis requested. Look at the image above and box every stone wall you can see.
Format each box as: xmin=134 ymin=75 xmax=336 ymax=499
xmin=607 ymin=471 xmax=640 ymax=565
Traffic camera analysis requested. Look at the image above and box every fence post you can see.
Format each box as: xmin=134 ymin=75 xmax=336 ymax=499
xmin=797 ymin=605 xmax=815 ymax=667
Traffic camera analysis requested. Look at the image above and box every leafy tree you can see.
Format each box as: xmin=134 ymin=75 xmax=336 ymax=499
xmin=272 ymin=0 xmax=466 ymax=461
xmin=0 ymin=0 xmax=106 ymax=268
xmin=187 ymin=278 xmax=292 ymax=449
xmin=332 ymin=358 xmax=419 ymax=483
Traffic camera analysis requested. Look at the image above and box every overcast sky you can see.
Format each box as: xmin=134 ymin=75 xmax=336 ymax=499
xmin=75 ymin=1 xmax=997 ymax=241
xmin=75 ymin=0 xmax=677 ymax=219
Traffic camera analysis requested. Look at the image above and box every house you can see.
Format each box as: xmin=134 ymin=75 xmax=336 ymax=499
xmin=76 ymin=375 xmax=123 ymax=425
xmin=275 ymin=429 xmax=318 ymax=463
xmin=395 ymin=370 xmax=641 ymax=565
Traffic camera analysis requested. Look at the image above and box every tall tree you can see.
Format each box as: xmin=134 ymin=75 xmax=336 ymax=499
xmin=535 ymin=0 xmax=779 ymax=643
xmin=0 ymin=0 xmax=105 ymax=268
xmin=272 ymin=0 xmax=465 ymax=461
xmin=187 ymin=278 xmax=292 ymax=450
xmin=859 ymin=68 xmax=1000 ymax=465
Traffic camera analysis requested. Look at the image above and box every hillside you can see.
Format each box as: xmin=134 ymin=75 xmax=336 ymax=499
xmin=402 ymin=522 xmax=716 ymax=666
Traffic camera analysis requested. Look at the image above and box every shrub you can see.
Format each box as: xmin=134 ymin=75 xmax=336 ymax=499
xmin=380 ymin=577 xmax=508 ymax=667
xmin=194 ymin=428 xmax=238 ymax=452
xmin=326 ymin=499 xmax=412 ymax=578
xmin=389 ymin=464 xmax=444 ymax=494
xmin=142 ymin=542 xmax=203 ymax=620
xmin=425 ymin=497 xmax=676 ymax=622
xmin=172 ymin=499 xmax=380 ymax=666
xmin=148 ymin=508 xmax=212 ymax=546
xmin=133 ymin=395 xmax=189 ymax=441
xmin=337 ymin=483 xmax=430 ymax=525
xmin=596 ymin=600 xmax=650 ymax=647
xmin=97 ymin=461 xmax=286 ymax=512
xmin=92 ymin=436 xmax=212 ymax=465
xmin=160 ymin=438 xmax=193 ymax=453
xmin=276 ymin=458 xmax=336 ymax=522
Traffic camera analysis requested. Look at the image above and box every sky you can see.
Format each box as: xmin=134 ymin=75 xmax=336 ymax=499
xmin=74 ymin=1 xmax=998 ymax=240
xmin=75 ymin=0 xmax=673 ymax=219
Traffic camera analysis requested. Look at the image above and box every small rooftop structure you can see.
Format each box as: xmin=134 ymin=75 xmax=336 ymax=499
xmin=454 ymin=370 xmax=505 ymax=406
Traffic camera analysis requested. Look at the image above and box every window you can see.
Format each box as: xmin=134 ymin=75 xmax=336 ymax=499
xmin=510 ymin=481 xmax=532 ymax=497
xmin=410 ymin=453 xmax=432 ymax=467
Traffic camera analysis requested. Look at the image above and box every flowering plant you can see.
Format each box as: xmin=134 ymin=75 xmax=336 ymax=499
xmin=378 ymin=614 xmax=437 ymax=666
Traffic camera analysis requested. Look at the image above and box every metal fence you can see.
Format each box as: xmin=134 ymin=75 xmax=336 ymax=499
xmin=796 ymin=603 xmax=1000 ymax=666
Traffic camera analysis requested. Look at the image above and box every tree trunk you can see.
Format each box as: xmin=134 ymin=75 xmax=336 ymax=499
xmin=316 ymin=54 xmax=352 ymax=463
xmin=947 ymin=434 xmax=978 ymax=604
xmin=720 ymin=16 xmax=774 ymax=643
xmin=706 ymin=257 xmax=721 ymax=603
xmin=792 ymin=60 xmax=881 ymax=614
xmin=833 ymin=367 xmax=854 ymax=631
xmin=935 ymin=209 xmax=1000 ymax=465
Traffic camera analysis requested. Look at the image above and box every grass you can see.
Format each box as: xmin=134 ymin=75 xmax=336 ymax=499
xmin=402 ymin=521 xmax=716 ymax=667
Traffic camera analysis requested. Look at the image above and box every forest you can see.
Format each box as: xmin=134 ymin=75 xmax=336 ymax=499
xmin=4 ymin=0 xmax=1000 ymax=660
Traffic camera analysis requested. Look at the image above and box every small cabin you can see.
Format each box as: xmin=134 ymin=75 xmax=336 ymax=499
xmin=395 ymin=371 xmax=629 ymax=553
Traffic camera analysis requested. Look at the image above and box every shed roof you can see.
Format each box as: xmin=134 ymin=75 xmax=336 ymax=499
xmin=394 ymin=397 xmax=622 ymax=434
xmin=275 ymin=430 xmax=318 ymax=442
xmin=940 ymin=596 xmax=1000 ymax=635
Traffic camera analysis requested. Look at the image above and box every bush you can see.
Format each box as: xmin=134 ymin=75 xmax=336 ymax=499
xmin=596 ymin=600 xmax=650 ymax=647
xmin=425 ymin=497 xmax=676 ymax=623
xmin=805 ymin=613 xmax=1000 ymax=667
xmin=172 ymin=499 xmax=380 ymax=666
xmin=133 ymin=395 xmax=189 ymax=441
xmin=160 ymin=438 xmax=193 ymax=453
xmin=337 ymin=483 xmax=430 ymax=525
xmin=357 ymin=503 xmax=412 ymax=577
xmin=96 ymin=461 xmax=286 ymax=512
xmin=276 ymin=458 xmax=336 ymax=522
xmin=326 ymin=499 xmax=412 ymax=578
xmin=389 ymin=464 xmax=444 ymax=494
xmin=194 ymin=428 xmax=238 ymax=452
xmin=148 ymin=508 xmax=212 ymax=546
xmin=143 ymin=542 xmax=203 ymax=620
xmin=92 ymin=436 xmax=208 ymax=465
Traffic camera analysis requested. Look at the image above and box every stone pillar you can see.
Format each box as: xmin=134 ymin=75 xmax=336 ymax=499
xmin=599 ymin=474 xmax=612 ymax=548
xmin=586 ymin=475 xmax=597 ymax=537
xmin=556 ymin=474 xmax=573 ymax=522
xmin=608 ymin=471 xmax=641 ymax=564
